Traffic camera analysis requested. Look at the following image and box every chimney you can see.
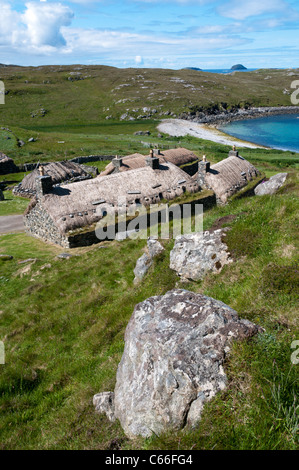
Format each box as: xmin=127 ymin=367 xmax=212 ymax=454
xmin=112 ymin=155 xmax=123 ymax=171
xmin=197 ymin=155 xmax=210 ymax=189
xmin=229 ymin=145 xmax=239 ymax=157
xmin=146 ymin=150 xmax=160 ymax=170
xmin=35 ymin=175 xmax=53 ymax=198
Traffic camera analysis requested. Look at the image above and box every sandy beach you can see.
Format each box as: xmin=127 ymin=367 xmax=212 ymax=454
xmin=157 ymin=119 xmax=265 ymax=148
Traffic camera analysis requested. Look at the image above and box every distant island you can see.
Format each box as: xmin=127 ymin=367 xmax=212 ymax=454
xmin=231 ymin=64 xmax=247 ymax=70
xmin=183 ymin=67 xmax=202 ymax=71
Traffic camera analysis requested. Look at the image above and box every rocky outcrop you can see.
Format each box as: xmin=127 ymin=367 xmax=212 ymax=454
xmin=169 ymin=229 xmax=232 ymax=281
xmin=133 ymin=238 xmax=164 ymax=284
xmin=254 ymin=173 xmax=288 ymax=196
xmin=178 ymin=106 xmax=299 ymax=126
xmin=93 ymin=289 xmax=262 ymax=438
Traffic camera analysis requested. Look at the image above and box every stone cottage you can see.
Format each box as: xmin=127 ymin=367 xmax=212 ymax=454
xmin=196 ymin=149 xmax=261 ymax=204
xmin=100 ymin=147 xmax=199 ymax=176
xmin=13 ymin=161 xmax=95 ymax=198
xmin=24 ymin=155 xmax=200 ymax=248
xmin=0 ymin=152 xmax=18 ymax=175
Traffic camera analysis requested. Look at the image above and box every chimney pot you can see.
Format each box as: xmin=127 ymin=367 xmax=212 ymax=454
xmin=35 ymin=175 xmax=53 ymax=198
xmin=146 ymin=153 xmax=160 ymax=170
xmin=229 ymin=146 xmax=239 ymax=157
xmin=112 ymin=155 xmax=123 ymax=170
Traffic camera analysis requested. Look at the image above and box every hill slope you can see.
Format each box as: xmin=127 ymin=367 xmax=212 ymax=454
xmin=0 ymin=171 xmax=298 ymax=450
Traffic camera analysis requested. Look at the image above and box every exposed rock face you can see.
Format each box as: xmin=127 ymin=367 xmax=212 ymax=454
xmin=93 ymin=289 xmax=262 ymax=438
xmin=254 ymin=173 xmax=288 ymax=196
xmin=133 ymin=238 xmax=164 ymax=284
xmin=170 ymin=229 xmax=232 ymax=281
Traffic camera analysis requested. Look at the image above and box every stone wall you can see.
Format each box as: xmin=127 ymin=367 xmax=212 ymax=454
xmin=66 ymin=192 xmax=217 ymax=248
xmin=24 ymin=201 xmax=70 ymax=248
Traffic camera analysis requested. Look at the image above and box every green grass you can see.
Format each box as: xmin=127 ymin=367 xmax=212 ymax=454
xmin=0 ymin=191 xmax=29 ymax=216
xmin=0 ymin=172 xmax=298 ymax=450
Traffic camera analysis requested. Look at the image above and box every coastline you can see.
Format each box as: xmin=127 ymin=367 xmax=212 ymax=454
xmin=179 ymin=106 xmax=299 ymax=126
xmin=157 ymin=119 xmax=267 ymax=149
xmin=158 ymin=106 xmax=299 ymax=150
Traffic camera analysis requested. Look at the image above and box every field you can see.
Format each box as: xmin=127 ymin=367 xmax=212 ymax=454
xmin=0 ymin=65 xmax=298 ymax=450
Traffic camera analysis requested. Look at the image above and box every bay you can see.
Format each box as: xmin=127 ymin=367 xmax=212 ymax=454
xmin=219 ymin=114 xmax=299 ymax=153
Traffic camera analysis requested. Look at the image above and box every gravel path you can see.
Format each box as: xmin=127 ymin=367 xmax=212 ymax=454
xmin=0 ymin=215 xmax=24 ymax=234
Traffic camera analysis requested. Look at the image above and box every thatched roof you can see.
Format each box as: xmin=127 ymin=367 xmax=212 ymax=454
xmin=14 ymin=161 xmax=92 ymax=197
xmin=29 ymin=162 xmax=199 ymax=235
xmin=0 ymin=152 xmax=18 ymax=175
xmin=205 ymin=155 xmax=260 ymax=203
xmin=100 ymin=148 xmax=198 ymax=176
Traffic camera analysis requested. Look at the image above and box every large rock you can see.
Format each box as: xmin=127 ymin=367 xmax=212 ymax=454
xmin=254 ymin=173 xmax=288 ymax=196
xmin=170 ymin=229 xmax=232 ymax=281
xmin=133 ymin=238 xmax=164 ymax=284
xmin=93 ymin=289 xmax=262 ymax=438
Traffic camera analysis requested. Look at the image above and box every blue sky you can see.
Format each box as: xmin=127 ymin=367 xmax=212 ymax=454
xmin=0 ymin=0 xmax=299 ymax=68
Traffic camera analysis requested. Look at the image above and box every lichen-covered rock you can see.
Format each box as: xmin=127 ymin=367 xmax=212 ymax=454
xmin=94 ymin=289 xmax=262 ymax=438
xmin=254 ymin=173 xmax=288 ymax=196
xmin=133 ymin=238 xmax=164 ymax=284
xmin=93 ymin=392 xmax=115 ymax=422
xmin=170 ymin=229 xmax=232 ymax=281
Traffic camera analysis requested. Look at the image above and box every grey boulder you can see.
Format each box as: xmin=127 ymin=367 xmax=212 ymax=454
xmin=254 ymin=173 xmax=288 ymax=196
xmin=170 ymin=229 xmax=232 ymax=281
xmin=133 ymin=238 xmax=164 ymax=284
xmin=94 ymin=289 xmax=262 ymax=438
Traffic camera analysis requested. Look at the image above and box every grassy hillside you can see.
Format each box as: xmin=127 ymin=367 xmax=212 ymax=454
xmin=0 ymin=64 xmax=298 ymax=165
xmin=0 ymin=170 xmax=298 ymax=450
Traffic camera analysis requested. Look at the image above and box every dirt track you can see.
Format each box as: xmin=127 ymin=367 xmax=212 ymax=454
xmin=0 ymin=215 xmax=24 ymax=234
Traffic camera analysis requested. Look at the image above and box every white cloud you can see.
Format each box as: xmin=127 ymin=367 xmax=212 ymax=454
xmin=0 ymin=1 xmax=73 ymax=50
xmin=135 ymin=55 xmax=143 ymax=64
xmin=0 ymin=2 xmax=22 ymax=45
xmin=218 ymin=0 xmax=289 ymax=20
xmin=22 ymin=2 xmax=74 ymax=47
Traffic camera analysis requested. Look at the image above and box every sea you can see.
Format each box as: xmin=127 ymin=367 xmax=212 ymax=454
xmin=203 ymin=69 xmax=257 ymax=73
xmin=219 ymin=114 xmax=299 ymax=153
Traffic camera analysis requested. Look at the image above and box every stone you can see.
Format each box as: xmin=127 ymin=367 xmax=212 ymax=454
xmin=147 ymin=238 xmax=164 ymax=259
xmin=17 ymin=258 xmax=37 ymax=265
xmin=133 ymin=238 xmax=164 ymax=284
xmin=170 ymin=229 xmax=232 ymax=281
xmin=56 ymin=253 xmax=73 ymax=259
xmin=0 ymin=254 xmax=13 ymax=261
xmin=134 ymin=131 xmax=151 ymax=136
xmin=94 ymin=289 xmax=262 ymax=438
xmin=133 ymin=253 xmax=152 ymax=284
xmin=93 ymin=392 xmax=116 ymax=422
xmin=254 ymin=173 xmax=288 ymax=196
